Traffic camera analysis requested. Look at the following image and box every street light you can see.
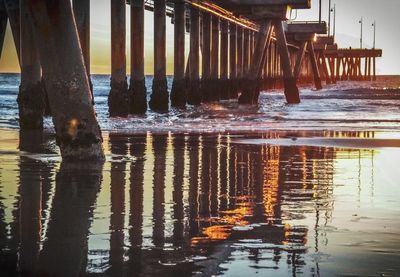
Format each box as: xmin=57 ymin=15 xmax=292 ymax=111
xmin=359 ymin=17 xmax=363 ymax=49
xmin=319 ymin=0 xmax=322 ymax=23
xmin=372 ymin=20 xmax=376 ymax=49
xmin=330 ymin=4 xmax=336 ymax=40
xmin=328 ymin=0 xmax=331 ymax=36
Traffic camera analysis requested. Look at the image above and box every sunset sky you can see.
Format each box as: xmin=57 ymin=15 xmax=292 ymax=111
xmin=0 ymin=0 xmax=399 ymax=75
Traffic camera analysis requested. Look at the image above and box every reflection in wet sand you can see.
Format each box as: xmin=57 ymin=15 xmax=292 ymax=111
xmin=0 ymin=130 xmax=399 ymax=276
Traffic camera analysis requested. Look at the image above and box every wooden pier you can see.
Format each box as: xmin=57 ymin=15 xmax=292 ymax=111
xmin=0 ymin=0 xmax=383 ymax=160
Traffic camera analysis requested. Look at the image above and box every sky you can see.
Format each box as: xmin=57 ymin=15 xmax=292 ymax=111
xmin=0 ymin=0 xmax=399 ymax=75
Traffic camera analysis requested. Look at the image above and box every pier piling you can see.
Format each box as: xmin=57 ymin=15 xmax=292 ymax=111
xmin=220 ymin=20 xmax=229 ymax=100
xmin=26 ymin=0 xmax=104 ymax=160
xmin=210 ymin=15 xmax=220 ymax=102
xmin=170 ymin=0 xmax=186 ymax=108
xmin=239 ymin=20 xmax=273 ymax=105
xmin=201 ymin=12 xmax=212 ymax=102
xmin=229 ymin=23 xmax=237 ymax=99
xmin=130 ymin=0 xmax=147 ymax=114
xmin=274 ymin=20 xmax=300 ymax=104
xmin=236 ymin=27 xmax=243 ymax=94
xmin=149 ymin=0 xmax=169 ymax=112
xmin=187 ymin=7 xmax=201 ymax=105
xmin=307 ymin=41 xmax=322 ymax=90
xmin=17 ymin=0 xmax=45 ymax=130
xmin=109 ymin=0 xmax=129 ymax=116
xmin=294 ymin=41 xmax=307 ymax=81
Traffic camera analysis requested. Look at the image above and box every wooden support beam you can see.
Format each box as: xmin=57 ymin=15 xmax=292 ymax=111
xmin=329 ymin=57 xmax=336 ymax=83
xmin=170 ymin=0 xmax=186 ymax=108
xmin=335 ymin=57 xmax=341 ymax=82
xmin=220 ymin=20 xmax=229 ymax=100
xmin=229 ymin=23 xmax=237 ymax=99
xmin=364 ymin=56 xmax=368 ymax=80
xmin=209 ymin=15 xmax=220 ymax=101
xmin=150 ymin=0 xmax=169 ymax=112
xmin=274 ymin=20 xmax=300 ymax=104
xmin=201 ymin=12 xmax=212 ymax=102
xmin=307 ymin=42 xmax=322 ymax=90
xmin=130 ymin=0 xmax=147 ymax=113
xmin=294 ymin=41 xmax=307 ymax=80
xmin=237 ymin=27 xmax=243 ymax=80
xmin=187 ymin=7 xmax=201 ymax=105
xmin=26 ymin=0 xmax=104 ymax=160
xmin=250 ymin=31 xmax=255 ymax=64
xmin=72 ymin=0 xmax=90 ymax=76
xmin=321 ymin=53 xmax=331 ymax=84
xmin=4 ymin=0 xmax=20 ymax=63
xmin=109 ymin=0 xmax=129 ymax=116
xmin=18 ymin=0 xmax=45 ymax=129
xmin=372 ymin=57 xmax=376 ymax=81
xmin=243 ymin=29 xmax=250 ymax=75
xmin=357 ymin=58 xmax=362 ymax=80
xmin=238 ymin=20 xmax=273 ymax=105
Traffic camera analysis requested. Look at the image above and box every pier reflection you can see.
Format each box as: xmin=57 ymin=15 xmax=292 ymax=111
xmin=0 ymin=130 xmax=394 ymax=276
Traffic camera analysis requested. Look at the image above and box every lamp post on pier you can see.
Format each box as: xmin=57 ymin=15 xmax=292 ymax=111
xmin=359 ymin=17 xmax=363 ymax=49
xmin=319 ymin=0 xmax=322 ymax=23
xmin=372 ymin=20 xmax=376 ymax=49
xmin=328 ymin=0 xmax=331 ymax=36
xmin=330 ymin=4 xmax=336 ymax=40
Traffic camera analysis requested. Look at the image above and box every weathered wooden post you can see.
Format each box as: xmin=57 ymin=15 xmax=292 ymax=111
xmin=72 ymin=0 xmax=90 ymax=77
xmin=26 ymin=0 xmax=104 ymax=160
xmin=187 ymin=7 xmax=201 ymax=105
xmin=329 ymin=57 xmax=336 ymax=83
xmin=243 ymin=29 xmax=250 ymax=75
xmin=239 ymin=20 xmax=273 ymax=105
xmin=201 ymin=12 xmax=212 ymax=102
xmin=0 ymin=2 xmax=7 ymax=59
xmin=229 ymin=23 xmax=237 ymax=98
xmin=150 ymin=0 xmax=169 ymax=112
xmin=220 ymin=20 xmax=229 ymax=100
xmin=109 ymin=0 xmax=129 ymax=116
xmin=367 ymin=56 xmax=372 ymax=81
xmin=210 ymin=15 xmax=220 ymax=101
xmin=130 ymin=0 xmax=147 ymax=113
xmin=236 ymin=26 xmax=243 ymax=92
xmin=336 ymin=57 xmax=341 ymax=82
xmin=372 ymin=56 xmax=376 ymax=81
xmin=364 ymin=56 xmax=368 ymax=80
xmin=250 ymin=31 xmax=255 ymax=64
xmin=4 ymin=0 xmax=20 ymax=62
xmin=307 ymin=41 xmax=322 ymax=90
xmin=18 ymin=0 xmax=45 ymax=130
xmin=170 ymin=0 xmax=186 ymax=108
xmin=321 ymin=52 xmax=331 ymax=84
xmin=294 ymin=41 xmax=307 ymax=81
xmin=274 ymin=20 xmax=300 ymax=103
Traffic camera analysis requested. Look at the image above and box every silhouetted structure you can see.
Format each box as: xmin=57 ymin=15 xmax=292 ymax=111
xmin=0 ymin=0 xmax=383 ymax=160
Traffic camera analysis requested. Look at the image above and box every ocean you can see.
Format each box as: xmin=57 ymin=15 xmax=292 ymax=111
xmin=1 ymin=74 xmax=400 ymax=133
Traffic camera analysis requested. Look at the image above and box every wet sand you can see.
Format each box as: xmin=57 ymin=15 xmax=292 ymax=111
xmin=0 ymin=129 xmax=400 ymax=276
xmin=235 ymin=137 xmax=400 ymax=149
